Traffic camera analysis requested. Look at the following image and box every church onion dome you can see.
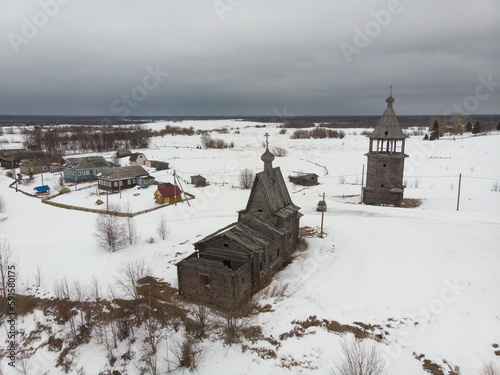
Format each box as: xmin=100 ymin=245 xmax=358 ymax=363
xmin=261 ymin=147 xmax=275 ymax=164
xmin=368 ymin=92 xmax=408 ymax=140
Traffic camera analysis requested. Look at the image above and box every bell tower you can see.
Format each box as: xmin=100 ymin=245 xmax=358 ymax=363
xmin=363 ymin=87 xmax=409 ymax=206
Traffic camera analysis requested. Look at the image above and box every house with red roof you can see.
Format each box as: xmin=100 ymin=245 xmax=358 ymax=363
xmin=154 ymin=182 xmax=183 ymax=204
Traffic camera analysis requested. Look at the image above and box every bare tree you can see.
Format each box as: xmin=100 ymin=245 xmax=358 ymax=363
xmin=95 ymin=205 xmax=127 ymax=252
xmin=451 ymin=112 xmax=465 ymax=135
xmin=0 ymin=195 xmax=5 ymax=212
xmin=0 ymin=240 xmax=17 ymax=298
xmin=479 ymin=362 xmax=500 ymax=375
xmin=157 ymin=215 xmax=167 ymax=241
xmin=115 ymin=259 xmax=151 ymax=301
xmin=169 ymin=335 xmax=202 ymax=372
xmin=331 ymin=336 xmax=385 ymax=375
xmin=33 ymin=264 xmax=42 ymax=289
xmin=125 ymin=203 xmax=137 ymax=245
xmin=239 ymin=168 xmax=254 ymax=189
xmin=185 ymin=277 xmax=211 ymax=338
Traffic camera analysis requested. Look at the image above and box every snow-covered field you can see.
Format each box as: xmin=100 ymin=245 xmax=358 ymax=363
xmin=0 ymin=120 xmax=499 ymax=374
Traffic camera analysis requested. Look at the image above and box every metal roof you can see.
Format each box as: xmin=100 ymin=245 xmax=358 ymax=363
xmin=156 ymin=183 xmax=182 ymax=197
xmin=99 ymin=165 xmax=150 ymax=181
xmin=65 ymin=156 xmax=111 ymax=169
xmin=34 ymin=185 xmax=50 ymax=192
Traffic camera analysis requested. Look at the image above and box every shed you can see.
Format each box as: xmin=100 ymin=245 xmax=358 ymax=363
xmin=154 ymin=183 xmax=183 ymax=204
xmin=148 ymin=160 xmax=170 ymax=170
xmin=190 ymin=175 xmax=207 ymax=187
xmin=116 ymin=150 xmax=132 ymax=158
xmin=34 ymin=185 xmax=50 ymax=196
xmin=288 ymin=173 xmax=319 ymax=186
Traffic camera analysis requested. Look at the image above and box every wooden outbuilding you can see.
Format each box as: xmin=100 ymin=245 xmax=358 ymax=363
xmin=148 ymin=160 xmax=169 ymax=170
xmin=289 ymin=173 xmax=319 ymax=186
xmin=363 ymin=89 xmax=408 ymax=206
xmin=177 ymin=135 xmax=302 ymax=308
xmin=154 ymin=183 xmax=183 ymax=204
xmin=116 ymin=150 xmax=132 ymax=158
xmin=190 ymin=175 xmax=207 ymax=187
xmin=34 ymin=185 xmax=50 ymax=196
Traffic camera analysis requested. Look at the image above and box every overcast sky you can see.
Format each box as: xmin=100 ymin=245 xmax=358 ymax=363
xmin=1 ymin=0 xmax=499 ymax=116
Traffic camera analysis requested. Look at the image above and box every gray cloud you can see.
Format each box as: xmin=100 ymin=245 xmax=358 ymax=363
xmin=1 ymin=0 xmax=499 ymax=116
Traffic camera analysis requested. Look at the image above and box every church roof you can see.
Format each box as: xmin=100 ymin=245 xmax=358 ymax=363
xmin=250 ymin=167 xmax=300 ymax=214
xmin=195 ymin=214 xmax=286 ymax=253
xmin=368 ymin=94 xmax=408 ymax=140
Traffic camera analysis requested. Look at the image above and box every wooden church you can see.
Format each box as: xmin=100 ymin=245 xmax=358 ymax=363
xmin=363 ymin=89 xmax=409 ymax=206
xmin=177 ymin=135 xmax=302 ymax=307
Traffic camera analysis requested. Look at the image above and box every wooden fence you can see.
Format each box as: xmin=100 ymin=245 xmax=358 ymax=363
xmin=41 ymin=192 xmax=195 ymax=217
xmin=9 ymin=175 xmax=196 ymax=217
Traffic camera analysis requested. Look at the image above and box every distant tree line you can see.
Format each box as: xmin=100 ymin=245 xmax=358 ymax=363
xmin=425 ymin=115 xmax=498 ymax=140
xmin=290 ymin=127 xmax=346 ymax=140
xmin=21 ymin=124 xmax=152 ymax=155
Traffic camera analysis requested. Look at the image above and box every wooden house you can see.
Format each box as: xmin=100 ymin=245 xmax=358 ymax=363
xmin=63 ymin=156 xmax=112 ymax=182
xmin=177 ymin=136 xmax=302 ymax=308
xmin=190 ymin=175 xmax=207 ymax=187
xmin=363 ymin=89 xmax=408 ymax=206
xmin=289 ymin=173 xmax=319 ymax=186
xmin=19 ymin=158 xmax=52 ymax=175
xmin=129 ymin=153 xmax=148 ymax=166
xmin=98 ymin=165 xmax=154 ymax=192
xmin=154 ymin=183 xmax=183 ymax=204
xmin=0 ymin=150 xmax=47 ymax=169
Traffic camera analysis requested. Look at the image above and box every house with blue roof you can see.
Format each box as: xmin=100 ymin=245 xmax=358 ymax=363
xmin=63 ymin=156 xmax=112 ymax=182
xmin=34 ymin=185 xmax=50 ymax=196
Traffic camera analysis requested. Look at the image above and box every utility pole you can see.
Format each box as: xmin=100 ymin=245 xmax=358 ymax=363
xmin=456 ymin=173 xmax=462 ymax=211
xmin=361 ymin=164 xmax=365 ymax=202
xmin=320 ymin=192 xmax=325 ymax=238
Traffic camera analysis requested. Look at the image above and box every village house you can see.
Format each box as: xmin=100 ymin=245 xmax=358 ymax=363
xmin=177 ymin=135 xmax=302 ymax=308
xmin=19 ymin=158 xmax=53 ymax=175
xmin=363 ymin=88 xmax=409 ymax=206
xmin=63 ymin=156 xmax=112 ymax=183
xmin=0 ymin=150 xmax=47 ymax=169
xmin=154 ymin=183 xmax=183 ymax=204
xmin=98 ymin=165 xmax=155 ymax=192
xmin=289 ymin=173 xmax=319 ymax=186
xmin=129 ymin=152 xmax=148 ymax=166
